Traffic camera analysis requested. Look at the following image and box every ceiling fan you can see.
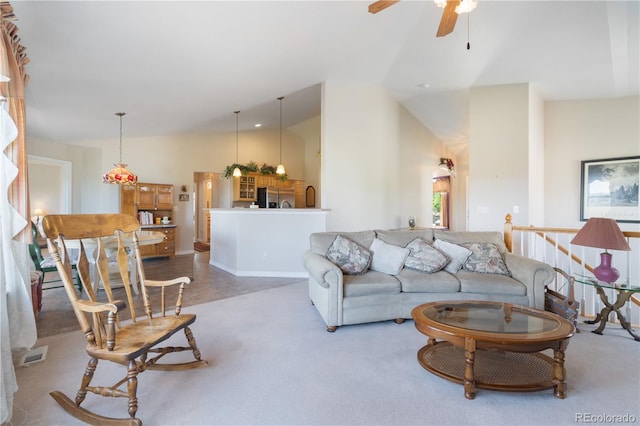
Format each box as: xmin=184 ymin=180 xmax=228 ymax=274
xmin=368 ymin=0 xmax=477 ymax=38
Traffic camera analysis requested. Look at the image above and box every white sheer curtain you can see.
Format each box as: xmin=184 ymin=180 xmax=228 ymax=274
xmin=2 ymin=3 xmax=37 ymax=420
xmin=1 ymin=88 xmax=36 ymax=424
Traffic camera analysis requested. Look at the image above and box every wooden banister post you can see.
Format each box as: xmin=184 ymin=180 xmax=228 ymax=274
xmin=504 ymin=214 xmax=513 ymax=253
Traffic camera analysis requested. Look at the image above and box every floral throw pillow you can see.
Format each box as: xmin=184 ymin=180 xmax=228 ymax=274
xmin=462 ymin=242 xmax=511 ymax=276
xmin=325 ymin=235 xmax=372 ymax=275
xmin=404 ymin=238 xmax=450 ymax=273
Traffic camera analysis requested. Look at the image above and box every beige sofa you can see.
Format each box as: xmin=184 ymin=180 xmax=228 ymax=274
xmin=302 ymin=228 xmax=554 ymax=331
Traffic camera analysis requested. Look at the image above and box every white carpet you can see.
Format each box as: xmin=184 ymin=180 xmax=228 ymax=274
xmin=9 ymin=283 xmax=640 ymax=426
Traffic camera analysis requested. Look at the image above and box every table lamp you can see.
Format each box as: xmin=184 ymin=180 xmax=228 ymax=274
xmin=34 ymin=208 xmax=44 ymax=226
xmin=570 ymin=217 xmax=631 ymax=283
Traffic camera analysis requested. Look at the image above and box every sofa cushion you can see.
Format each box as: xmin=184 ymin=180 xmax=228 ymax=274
xmin=434 ymin=230 xmax=508 ymax=254
xmin=404 ymin=238 xmax=449 ymax=273
xmin=462 ymin=242 xmax=511 ymax=276
xmin=325 ymin=235 xmax=372 ymax=275
xmin=374 ymin=229 xmax=434 ymax=247
xmin=456 ymin=270 xmax=525 ymax=295
xmin=311 ymin=230 xmax=375 ymax=255
xmin=369 ymin=238 xmax=410 ymax=275
xmin=432 ymin=239 xmax=472 ymax=274
xmin=343 ymin=271 xmax=401 ymax=297
xmin=397 ymin=268 xmax=461 ymax=292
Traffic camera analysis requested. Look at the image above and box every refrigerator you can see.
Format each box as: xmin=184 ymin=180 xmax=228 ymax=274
xmin=257 ymin=187 xmax=295 ymax=208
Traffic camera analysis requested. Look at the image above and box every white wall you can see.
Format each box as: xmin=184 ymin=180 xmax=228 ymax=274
xmin=528 ymin=86 xmax=545 ymax=226
xmin=321 ymin=81 xmax=449 ymax=232
xmin=544 ymin=96 xmax=640 ymax=233
xmin=469 ymin=83 xmax=536 ymax=231
xmin=290 ymin=115 xmax=321 ymax=207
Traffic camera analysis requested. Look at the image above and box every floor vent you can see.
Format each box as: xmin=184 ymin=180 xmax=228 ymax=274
xmin=19 ymin=345 xmax=48 ymax=367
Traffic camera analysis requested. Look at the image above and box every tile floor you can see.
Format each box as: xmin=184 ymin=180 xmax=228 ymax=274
xmin=35 ymin=252 xmax=304 ymax=338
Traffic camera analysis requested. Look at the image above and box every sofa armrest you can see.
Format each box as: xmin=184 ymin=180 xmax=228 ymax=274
xmin=302 ymin=250 xmax=342 ymax=289
xmin=504 ymin=253 xmax=554 ymax=310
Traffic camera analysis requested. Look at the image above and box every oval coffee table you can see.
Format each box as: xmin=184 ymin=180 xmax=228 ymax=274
xmin=411 ymin=301 xmax=575 ymax=400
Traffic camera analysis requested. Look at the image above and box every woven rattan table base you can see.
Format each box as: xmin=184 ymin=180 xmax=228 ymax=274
xmin=418 ymin=342 xmax=555 ymax=393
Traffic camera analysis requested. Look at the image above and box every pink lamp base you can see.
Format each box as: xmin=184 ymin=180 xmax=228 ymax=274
xmin=593 ymin=252 xmax=620 ymax=284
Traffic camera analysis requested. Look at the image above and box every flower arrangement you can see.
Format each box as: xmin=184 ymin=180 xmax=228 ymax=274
xmin=439 ymin=157 xmax=455 ymax=172
xmin=223 ymin=161 xmax=287 ymax=180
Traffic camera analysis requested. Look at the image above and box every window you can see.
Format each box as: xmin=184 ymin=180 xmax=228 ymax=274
xmin=432 ymin=176 xmax=450 ymax=228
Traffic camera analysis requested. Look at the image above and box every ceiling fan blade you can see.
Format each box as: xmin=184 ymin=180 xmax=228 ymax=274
xmin=436 ymin=0 xmax=460 ymax=37
xmin=368 ymin=0 xmax=400 ymax=14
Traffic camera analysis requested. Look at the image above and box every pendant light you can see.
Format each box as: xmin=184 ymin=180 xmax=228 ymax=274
xmin=103 ymin=112 xmax=138 ymax=185
xmin=232 ymin=110 xmax=242 ymax=177
xmin=276 ymin=96 xmax=286 ymax=175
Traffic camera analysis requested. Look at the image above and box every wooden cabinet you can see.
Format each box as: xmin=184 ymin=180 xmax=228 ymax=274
xmin=120 ymin=185 xmax=137 ymax=217
xmin=292 ymin=181 xmax=306 ymax=208
xmin=138 ymin=226 xmax=175 ymax=258
xmin=255 ymin=175 xmax=272 ymax=188
xmin=231 ymin=173 xmax=307 ymax=207
xmin=120 ymin=183 xmax=177 ymax=258
xmin=137 ymin=183 xmax=173 ymax=210
xmin=233 ymin=176 xmax=256 ymax=201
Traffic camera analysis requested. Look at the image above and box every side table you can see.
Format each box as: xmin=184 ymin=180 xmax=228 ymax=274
xmin=573 ymin=275 xmax=640 ymax=342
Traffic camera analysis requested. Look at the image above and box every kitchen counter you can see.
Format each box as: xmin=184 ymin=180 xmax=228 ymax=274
xmin=208 ymin=208 xmax=329 ymax=277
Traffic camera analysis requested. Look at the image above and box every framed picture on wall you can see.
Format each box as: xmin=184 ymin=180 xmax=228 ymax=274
xmin=580 ymin=156 xmax=640 ymax=223
xmin=179 ymin=194 xmax=189 ymax=202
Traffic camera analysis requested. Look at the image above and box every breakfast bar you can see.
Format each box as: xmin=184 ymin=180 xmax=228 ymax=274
xmin=208 ymin=208 xmax=329 ymax=277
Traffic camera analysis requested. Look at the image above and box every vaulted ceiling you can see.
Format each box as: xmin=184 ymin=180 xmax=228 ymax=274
xmin=10 ymin=1 xmax=639 ymax=147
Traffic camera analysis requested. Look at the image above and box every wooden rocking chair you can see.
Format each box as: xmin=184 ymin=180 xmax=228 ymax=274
xmin=41 ymin=214 xmax=207 ymax=425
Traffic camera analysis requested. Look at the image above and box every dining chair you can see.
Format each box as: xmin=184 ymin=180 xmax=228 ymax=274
xmin=29 ymin=221 xmax=81 ymax=292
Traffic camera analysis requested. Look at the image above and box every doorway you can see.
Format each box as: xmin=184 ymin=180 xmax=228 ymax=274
xmin=432 ymin=176 xmax=450 ymax=229
xmin=193 ymin=172 xmax=230 ymax=251
xmin=28 ymin=155 xmax=72 ymax=217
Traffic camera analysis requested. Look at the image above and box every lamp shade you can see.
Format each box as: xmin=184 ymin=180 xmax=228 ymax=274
xmin=570 ymin=217 xmax=631 ymax=251
xmin=103 ymin=164 xmax=138 ymax=185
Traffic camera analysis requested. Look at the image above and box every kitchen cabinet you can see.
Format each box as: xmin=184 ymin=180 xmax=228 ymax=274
xmin=137 ymin=183 xmax=174 ymax=210
xmin=255 ymin=175 xmax=272 ymax=188
xmin=233 ymin=176 xmax=256 ymax=201
xmin=120 ymin=183 xmax=177 ymax=258
xmin=231 ymin=173 xmax=306 ymax=207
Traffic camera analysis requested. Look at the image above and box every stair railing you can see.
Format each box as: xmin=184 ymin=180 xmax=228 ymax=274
xmin=504 ymin=214 xmax=640 ymax=327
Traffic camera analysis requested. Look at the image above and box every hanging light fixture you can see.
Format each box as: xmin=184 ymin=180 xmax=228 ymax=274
xmin=102 ymin=112 xmax=138 ymax=185
xmin=276 ymin=96 xmax=286 ymax=175
xmin=233 ymin=110 xmax=242 ymax=177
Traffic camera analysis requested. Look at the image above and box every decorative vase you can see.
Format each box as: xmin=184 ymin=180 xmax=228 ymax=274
xmin=593 ymin=252 xmax=619 ymax=284
xmin=408 ymin=216 xmax=415 ymax=229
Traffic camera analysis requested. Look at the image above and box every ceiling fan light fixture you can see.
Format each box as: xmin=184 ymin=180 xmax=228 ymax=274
xmin=455 ymin=0 xmax=477 ymax=14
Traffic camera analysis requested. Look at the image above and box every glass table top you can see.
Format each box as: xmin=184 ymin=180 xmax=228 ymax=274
xmin=420 ymin=302 xmax=560 ymax=334
xmin=572 ymin=275 xmax=640 ymax=292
